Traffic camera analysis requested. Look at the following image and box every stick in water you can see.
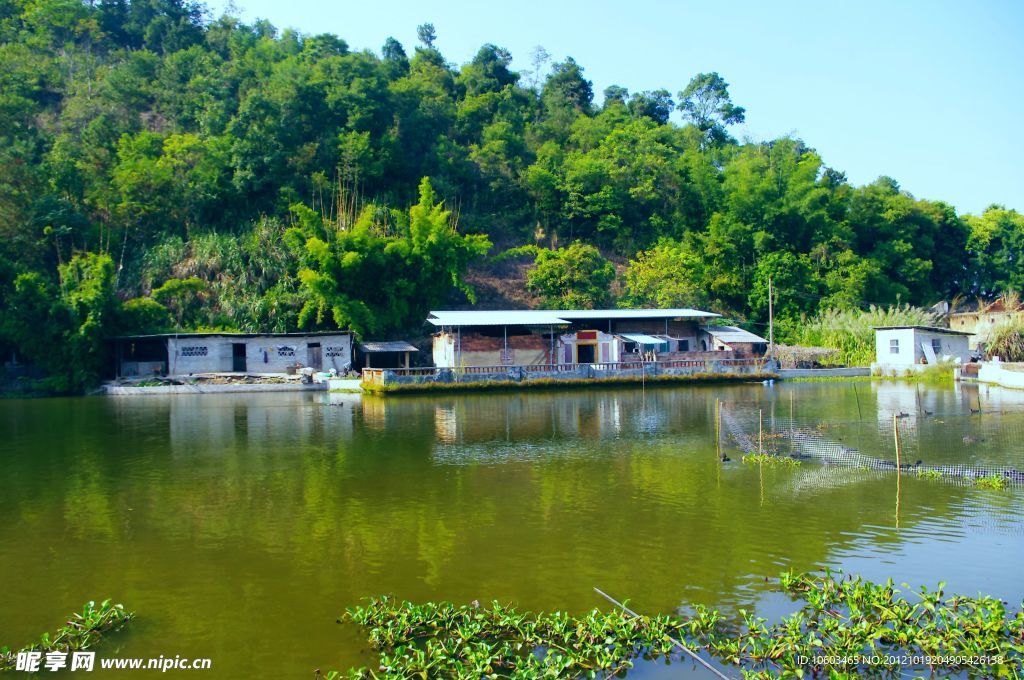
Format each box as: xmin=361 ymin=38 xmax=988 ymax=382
xmin=593 ymin=587 xmax=733 ymax=680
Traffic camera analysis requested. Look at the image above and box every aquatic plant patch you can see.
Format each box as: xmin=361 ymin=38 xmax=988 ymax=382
xmin=741 ymin=453 xmax=802 ymax=467
xmin=0 ymin=600 xmax=134 ymax=671
xmin=334 ymin=572 xmax=1024 ymax=678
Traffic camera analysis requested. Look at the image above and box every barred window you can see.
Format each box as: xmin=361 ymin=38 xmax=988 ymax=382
xmin=181 ymin=346 xmax=208 ymax=357
xmin=325 ymin=346 xmax=346 ymax=357
xmin=277 ymin=347 xmax=295 ymax=357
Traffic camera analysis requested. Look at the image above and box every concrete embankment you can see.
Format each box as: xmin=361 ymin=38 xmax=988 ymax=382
xmin=778 ymin=367 xmax=871 ymax=379
xmin=103 ymin=382 xmax=328 ymax=395
xmin=972 ymin=361 xmax=1024 ymax=390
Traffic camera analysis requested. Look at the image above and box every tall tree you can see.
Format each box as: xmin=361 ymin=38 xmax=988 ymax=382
xmin=678 ymin=72 xmax=745 ymax=144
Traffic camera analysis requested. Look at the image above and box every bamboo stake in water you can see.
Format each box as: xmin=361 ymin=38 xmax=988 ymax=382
xmin=789 ymin=391 xmax=795 ymax=455
xmin=715 ymin=398 xmax=721 ymax=459
xmin=893 ymin=413 xmax=902 ymax=471
xmin=893 ymin=414 xmax=903 ymax=527
xmin=759 ymin=408 xmax=763 ymax=455
xmin=593 ymin=588 xmax=733 ymax=680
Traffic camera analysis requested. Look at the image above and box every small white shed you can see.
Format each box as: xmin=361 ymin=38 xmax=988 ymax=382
xmin=873 ymin=326 xmax=971 ymax=370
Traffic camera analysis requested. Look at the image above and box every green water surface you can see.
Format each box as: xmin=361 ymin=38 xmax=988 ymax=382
xmin=1 ymin=381 xmax=1022 ymax=677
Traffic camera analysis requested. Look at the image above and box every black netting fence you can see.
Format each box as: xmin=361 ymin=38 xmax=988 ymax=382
xmin=718 ymin=400 xmax=1024 ymax=488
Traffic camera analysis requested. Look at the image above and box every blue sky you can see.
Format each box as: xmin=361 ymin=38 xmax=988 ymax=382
xmin=211 ymin=0 xmax=1023 ymax=216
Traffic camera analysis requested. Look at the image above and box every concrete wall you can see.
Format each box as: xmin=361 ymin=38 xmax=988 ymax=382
xmin=874 ymin=328 xmax=969 ymax=368
xmin=166 ymin=334 xmax=351 ymax=375
xmin=104 ymin=382 xmax=327 ymax=395
xmin=976 ymin=361 xmax=1024 ymax=389
xmin=432 ymin=331 xmax=554 ymax=367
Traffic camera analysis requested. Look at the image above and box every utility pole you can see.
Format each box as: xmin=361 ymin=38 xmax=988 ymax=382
xmin=768 ymin=275 xmax=774 ymax=356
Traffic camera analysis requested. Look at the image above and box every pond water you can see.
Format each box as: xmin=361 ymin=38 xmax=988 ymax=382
xmin=1 ymin=381 xmax=1022 ymax=677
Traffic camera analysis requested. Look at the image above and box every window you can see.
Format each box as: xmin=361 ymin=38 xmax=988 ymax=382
xmin=889 ymin=338 xmax=899 ymax=354
xmin=931 ymin=338 xmax=942 ymax=354
xmin=679 ymin=339 xmax=690 ymax=352
xmin=180 ymin=346 xmax=208 ymax=357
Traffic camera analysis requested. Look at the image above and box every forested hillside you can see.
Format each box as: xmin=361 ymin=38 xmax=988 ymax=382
xmin=1 ymin=0 xmax=1022 ymax=390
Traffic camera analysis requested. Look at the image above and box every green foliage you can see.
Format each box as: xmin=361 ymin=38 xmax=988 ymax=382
xmin=678 ymin=72 xmax=745 ymax=145
xmin=152 ymin=276 xmax=207 ymax=327
xmin=292 ymin=177 xmax=490 ymax=335
xmin=622 ymin=239 xmax=708 ymax=309
xmin=0 ymin=0 xmax=1018 ymax=391
xmin=974 ymin=474 xmax=1009 ymax=490
xmin=526 ymin=242 xmax=615 ymax=309
xmin=0 ymin=600 xmax=134 ymax=670
xmin=982 ymin=318 xmax=1024 ymax=362
xmin=336 ymin=572 xmax=1023 ymax=678
xmin=118 ymin=297 xmax=173 ymax=334
xmin=742 ymin=453 xmax=801 ymax=467
xmin=966 ymin=207 xmax=1024 ymax=296
xmin=794 ymin=305 xmax=940 ymax=367
xmin=55 ymin=253 xmax=120 ymax=390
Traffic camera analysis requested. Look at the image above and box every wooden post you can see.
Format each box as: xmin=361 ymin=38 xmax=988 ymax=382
xmin=893 ymin=413 xmax=902 ymax=471
xmin=759 ymin=408 xmax=764 ymax=455
xmin=789 ymin=391 xmax=794 ymax=455
xmin=894 ymin=413 xmax=902 ymax=528
xmin=715 ymin=398 xmax=721 ymax=458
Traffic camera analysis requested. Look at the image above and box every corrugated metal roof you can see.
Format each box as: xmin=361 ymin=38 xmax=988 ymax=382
xmin=428 ymin=308 xmax=719 ymax=327
xmin=873 ymin=326 xmax=972 ymax=336
xmin=618 ymin=333 xmax=664 ymax=345
xmin=556 ymin=308 xmax=720 ymax=320
xmin=108 ymin=331 xmax=351 ymax=340
xmin=358 ymin=341 xmax=419 ymax=353
xmin=700 ymin=325 xmax=767 ymax=343
xmin=428 ymin=311 xmax=570 ymax=326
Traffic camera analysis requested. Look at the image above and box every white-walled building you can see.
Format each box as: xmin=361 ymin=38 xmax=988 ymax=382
xmin=873 ymin=326 xmax=971 ymax=371
xmin=113 ymin=332 xmax=353 ymax=378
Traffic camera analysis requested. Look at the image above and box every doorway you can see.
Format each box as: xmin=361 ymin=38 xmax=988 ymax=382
xmin=307 ymin=342 xmax=322 ymax=370
xmin=232 ymin=343 xmax=247 ymax=372
xmin=576 ymin=343 xmax=596 ymax=364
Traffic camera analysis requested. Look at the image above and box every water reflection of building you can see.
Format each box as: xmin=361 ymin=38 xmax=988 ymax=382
xmin=166 ymin=393 xmax=352 ymax=454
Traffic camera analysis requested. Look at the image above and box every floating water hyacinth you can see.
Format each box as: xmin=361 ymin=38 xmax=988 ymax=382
xmin=333 ymin=572 xmax=1024 ymax=679
xmin=0 ymin=600 xmax=134 ymax=671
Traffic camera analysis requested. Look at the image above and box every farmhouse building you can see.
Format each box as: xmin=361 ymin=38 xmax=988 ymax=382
xmin=112 ymin=332 xmax=353 ymax=378
xmin=873 ymin=326 xmax=970 ymax=371
xmin=949 ymin=299 xmax=1024 ymax=350
xmin=428 ymin=309 xmax=767 ymax=368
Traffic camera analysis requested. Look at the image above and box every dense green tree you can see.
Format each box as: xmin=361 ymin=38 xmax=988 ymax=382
xmin=627 ymin=89 xmax=674 ymax=125
xmin=965 ymin=206 xmax=1024 ymax=296
xmin=678 ymin=72 xmax=745 ymax=145
xmin=526 ymin=242 xmax=615 ymax=309
xmin=621 ymin=239 xmax=708 ymax=309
